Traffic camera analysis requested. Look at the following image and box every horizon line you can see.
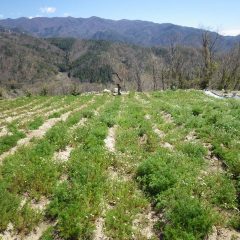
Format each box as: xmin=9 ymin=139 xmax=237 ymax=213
xmin=0 ymin=15 xmax=239 ymax=37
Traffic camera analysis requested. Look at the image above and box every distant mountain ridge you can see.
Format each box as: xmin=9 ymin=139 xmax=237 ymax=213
xmin=0 ymin=16 xmax=239 ymax=50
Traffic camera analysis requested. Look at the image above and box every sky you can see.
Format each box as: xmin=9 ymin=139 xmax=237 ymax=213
xmin=0 ymin=0 xmax=240 ymax=36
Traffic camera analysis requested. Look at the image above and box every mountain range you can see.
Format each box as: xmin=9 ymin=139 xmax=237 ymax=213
xmin=0 ymin=17 xmax=239 ymax=97
xmin=0 ymin=16 xmax=240 ymax=50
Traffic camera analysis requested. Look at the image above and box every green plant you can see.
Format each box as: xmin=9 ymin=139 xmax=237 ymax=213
xmin=27 ymin=116 xmax=44 ymax=130
xmin=162 ymin=190 xmax=215 ymax=240
xmin=0 ymin=129 xmax=25 ymax=154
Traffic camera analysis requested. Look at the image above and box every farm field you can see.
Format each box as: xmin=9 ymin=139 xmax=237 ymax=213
xmin=0 ymin=90 xmax=239 ymax=240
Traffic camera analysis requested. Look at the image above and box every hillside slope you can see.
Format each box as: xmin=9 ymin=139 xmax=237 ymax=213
xmin=0 ymin=28 xmax=65 ymax=92
xmin=0 ymin=29 xmax=239 ymax=96
xmin=0 ymin=17 xmax=239 ymax=50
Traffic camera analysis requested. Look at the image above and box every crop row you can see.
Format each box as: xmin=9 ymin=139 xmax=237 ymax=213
xmin=135 ymin=91 xmax=239 ymax=239
xmin=0 ymin=95 xmax=94 ymax=157
xmin=0 ymin=94 xmax=106 ymax=235
xmin=0 ymin=91 xmax=239 ymax=240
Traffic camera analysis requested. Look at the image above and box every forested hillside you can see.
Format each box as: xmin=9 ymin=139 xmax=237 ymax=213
xmin=0 ymin=17 xmax=239 ymax=49
xmin=0 ymin=28 xmax=66 ymax=96
xmin=0 ymin=28 xmax=240 ymax=97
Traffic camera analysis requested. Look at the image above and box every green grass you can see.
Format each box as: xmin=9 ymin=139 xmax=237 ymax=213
xmin=45 ymin=97 xmax=120 ymax=239
xmin=0 ymin=123 xmax=25 ymax=154
xmin=140 ymin=90 xmax=240 ymax=239
xmin=0 ymin=91 xmax=239 ymax=239
xmin=0 ymin=94 xmax=102 ymax=234
xmin=27 ymin=116 xmax=44 ymax=130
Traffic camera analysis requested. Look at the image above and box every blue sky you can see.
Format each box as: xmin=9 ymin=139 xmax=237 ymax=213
xmin=1 ymin=0 xmax=240 ymax=35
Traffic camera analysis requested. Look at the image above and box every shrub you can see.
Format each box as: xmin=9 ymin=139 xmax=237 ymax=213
xmin=162 ymin=190 xmax=215 ymax=240
xmin=177 ymin=142 xmax=207 ymax=160
xmin=203 ymin=174 xmax=237 ymax=208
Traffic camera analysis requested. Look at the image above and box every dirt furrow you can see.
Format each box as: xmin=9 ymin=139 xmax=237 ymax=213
xmin=0 ymin=98 xmax=40 ymax=117
xmin=161 ymin=111 xmax=173 ymax=123
xmin=71 ymin=118 xmax=87 ymax=130
xmin=133 ymin=210 xmax=158 ymax=239
xmin=0 ymin=126 xmax=11 ymax=137
xmin=207 ymin=226 xmax=240 ymax=240
xmin=93 ymin=217 xmax=109 ymax=240
xmin=24 ymin=222 xmax=52 ymax=240
xmin=53 ymin=146 xmax=73 ymax=162
xmin=145 ymin=114 xmax=174 ymax=151
xmin=202 ymin=143 xmax=225 ymax=173
xmin=0 ymin=103 xmax=54 ymax=127
xmin=0 ymin=103 xmax=88 ymax=164
xmin=104 ymin=127 xmax=116 ymax=153
xmin=103 ymin=117 xmax=157 ymax=239
xmin=0 ymin=98 xmax=53 ymax=122
xmin=0 ymin=222 xmax=53 ymax=240
xmin=184 ymin=130 xmax=198 ymax=141
xmin=4 ymin=107 xmax=95 ymax=240
xmin=93 ymin=126 xmax=118 ymax=240
xmin=18 ymin=104 xmax=68 ymax=127
xmin=135 ymin=94 xmax=149 ymax=105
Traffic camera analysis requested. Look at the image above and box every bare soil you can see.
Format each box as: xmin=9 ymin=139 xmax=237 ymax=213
xmin=54 ymin=146 xmax=73 ymax=162
xmin=104 ymin=127 xmax=116 ymax=152
xmin=208 ymin=226 xmax=240 ymax=240
xmin=93 ymin=217 xmax=109 ymax=240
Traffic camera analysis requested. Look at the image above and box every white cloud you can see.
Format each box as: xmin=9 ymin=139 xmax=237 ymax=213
xmin=0 ymin=14 xmax=4 ymax=19
xmin=28 ymin=15 xmax=42 ymax=19
xmin=40 ymin=7 xmax=56 ymax=14
xmin=220 ymin=29 xmax=240 ymax=36
xmin=63 ymin=13 xmax=70 ymax=17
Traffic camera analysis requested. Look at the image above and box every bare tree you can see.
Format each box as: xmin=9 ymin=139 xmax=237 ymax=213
xmin=150 ymin=51 xmax=168 ymax=90
xmin=132 ymin=49 xmax=147 ymax=92
xmin=218 ymin=42 xmax=240 ymax=90
xmin=167 ymin=34 xmax=186 ymax=88
xmin=135 ymin=68 xmax=143 ymax=92
xmin=150 ymin=52 xmax=159 ymax=91
xmin=201 ymin=30 xmax=219 ymax=89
